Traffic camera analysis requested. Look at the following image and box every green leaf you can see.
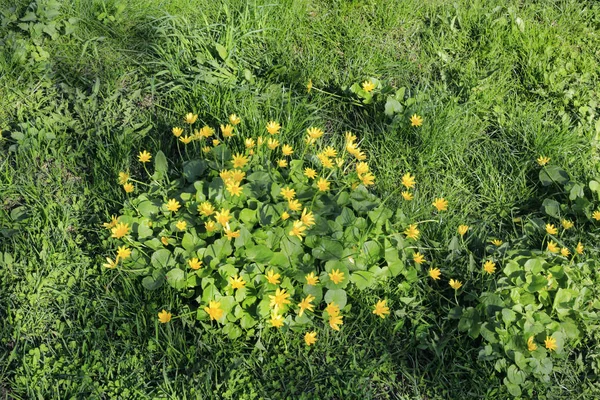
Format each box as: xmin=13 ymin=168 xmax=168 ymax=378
xmin=589 ymin=180 xmax=600 ymax=193
xmin=246 ymin=245 xmax=274 ymax=264
xmin=361 ymin=241 xmax=381 ymax=265
xmin=239 ymin=208 xmax=257 ymax=225
xmin=303 ymin=283 xmax=323 ymax=304
xmin=142 ymin=269 xmax=165 ymax=290
xmin=387 ymin=260 xmax=405 ymax=277
xmin=350 ymin=271 xmax=375 ymax=290
xmin=539 ymin=165 xmax=569 ymax=186
xmin=166 ymin=268 xmax=185 ymax=290
xmin=223 ymin=323 xmax=242 ymax=339
xmin=138 ymin=200 xmax=159 ymax=217
xmin=506 ymin=365 xmax=525 ymax=385
xmin=205 ymin=238 xmax=233 ymax=264
xmin=526 ymin=274 xmax=548 ymax=293
xmin=151 ymin=249 xmax=172 ymax=269
xmin=183 ymin=160 xmax=207 ymax=182
xmin=154 ymin=150 xmax=168 ymax=178
xmin=312 ymin=238 xmax=343 ymax=260
xmin=502 ymin=309 xmax=516 ymax=326
xmin=324 ymin=289 xmax=347 ymax=309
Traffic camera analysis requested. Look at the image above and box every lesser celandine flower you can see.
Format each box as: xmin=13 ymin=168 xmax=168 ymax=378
xmin=281 ymin=211 xmax=290 ymax=220
xmin=305 ymin=272 xmax=319 ymax=285
xmin=278 ymin=159 xmax=288 ymax=168
xmin=213 ymin=139 xmax=220 ymax=146
xmin=401 ymin=191 xmax=414 ymax=201
xmin=266 ymin=121 xmax=281 ymax=135
xmin=103 ymin=215 xmax=118 ymax=229
xmin=537 ymin=156 xmax=550 ymax=166
xmin=593 ymin=210 xmax=600 ymax=221
xmin=179 ymin=135 xmax=193 ymax=144
xmin=158 ymin=309 xmax=172 ymax=323
xmin=304 ymin=168 xmax=317 ymax=179
xmin=289 ymin=220 xmax=307 ymax=240
xmin=221 ymin=124 xmax=234 ymax=138
xmin=232 ymin=153 xmax=249 ymax=168
xmin=306 ymin=79 xmax=313 ymax=93
xmin=226 ymin=182 xmax=243 ymax=197
xmin=188 ymin=258 xmax=203 ymax=270
xmin=288 ymin=199 xmax=302 ymax=212
xmin=229 ymin=275 xmax=246 ymax=289
xmin=546 ymin=241 xmax=559 ymax=253
xmin=372 ymin=299 xmax=390 ymax=319
xmin=184 ymin=113 xmax=198 ymax=124
xmin=300 ymin=208 xmax=315 ymax=227
xmin=304 ymin=331 xmax=317 ymax=346
xmin=545 ymin=223 xmax=558 ymax=235
xmin=224 ymin=227 xmax=240 ymax=241
xmin=111 ymin=222 xmax=130 ymax=239
xmin=116 ymin=246 xmax=131 ymax=260
xmin=103 ymin=257 xmax=117 ymax=269
xmin=204 ymin=301 xmax=223 ymax=321
xmin=214 ymin=208 xmax=231 ymax=226
xmin=413 ymin=252 xmax=425 ymax=264
xmin=458 ymin=225 xmax=469 ymax=236
xmin=410 ymin=114 xmax=423 ymax=127
xmin=166 ymin=199 xmax=181 ymax=212
xmin=483 ymin=260 xmax=496 ymax=274
xmin=199 ymin=126 xmax=214 ymax=138
xmin=356 ymin=162 xmax=369 ymax=175
xmin=404 ymin=224 xmax=419 ymax=240
xmin=560 ymin=247 xmax=570 ymax=257
xmin=280 ymin=187 xmax=296 ymax=201
xmin=229 ymin=114 xmax=241 ymax=125
xmin=576 ymin=242 xmax=584 ymax=254
xmin=329 ymin=314 xmax=343 ymax=331
xmin=527 ymin=336 xmax=537 ymax=351
xmin=361 ymin=80 xmax=375 ymax=92
xmin=318 ymin=154 xmax=334 ymax=169
xmin=432 ymin=198 xmax=448 ymax=212
xmin=118 ymin=172 xmax=129 ymax=185
xmin=198 ymin=201 xmax=215 ymax=216
xmin=270 ymin=312 xmax=284 ymax=328
xmin=360 ymin=172 xmax=375 ymax=186
xmin=316 ymin=177 xmax=330 ymax=192
xmin=123 ymin=183 xmax=134 ymax=193
xmin=401 ymin=173 xmax=416 ymax=188
xmin=172 ymin=127 xmax=183 ymax=137
xmin=297 ymin=294 xmax=315 ymax=316
xmin=328 ymin=269 xmax=344 ymax=284
xmin=205 ymin=221 xmax=217 ymax=232
xmin=429 ymin=267 xmax=441 ymax=280
xmin=449 ymin=279 xmax=463 ymax=290
xmin=545 ymin=336 xmax=557 ymax=351
xmin=306 ymin=127 xmax=324 ymax=140
xmin=202 ymin=146 xmax=211 ymax=154
xmin=265 ymin=270 xmax=281 ymax=285
xmin=491 ymin=239 xmax=503 ymax=246
xmin=561 ymin=219 xmax=574 ymax=230
xmin=281 ymin=144 xmax=293 ymax=156
xmin=267 ymin=138 xmax=279 ymax=150
xmin=161 ymin=236 xmax=169 ymax=246
xmin=138 ymin=150 xmax=152 ymax=163
xmin=176 ymin=220 xmax=187 ymax=231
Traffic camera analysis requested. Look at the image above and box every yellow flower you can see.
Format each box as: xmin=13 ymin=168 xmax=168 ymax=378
xmin=297 ymin=294 xmax=315 ymax=316
xmin=401 ymin=191 xmax=414 ymax=201
xmin=545 ymin=223 xmax=558 ymax=235
xmin=103 ymin=257 xmax=117 ymax=269
xmin=306 ymin=127 xmax=324 ymax=140
xmin=179 ymin=135 xmax=193 ymax=144
xmin=198 ymin=201 xmax=215 ymax=217
xmin=172 ymin=127 xmax=184 ymax=137
xmin=202 ymin=146 xmax=211 ymax=154
xmin=410 ymin=114 xmax=423 ymax=127
xmin=278 ymin=159 xmax=288 ymax=168
xmin=433 ymin=198 xmax=448 ymax=212
xmin=325 ymin=302 xmax=340 ymax=317
xmin=429 ymin=267 xmax=441 ymax=280
xmin=281 ymin=144 xmax=294 ymax=156
xmin=491 ymin=239 xmax=503 ymax=246
xmin=103 ymin=215 xmax=119 ymax=229
xmin=212 ymin=139 xmax=220 ymax=146
xmin=328 ymin=269 xmax=344 ymax=284
xmin=266 ymin=121 xmax=281 ymax=135
xmin=188 ymin=258 xmax=203 ymax=270
xmin=199 ymin=126 xmax=215 ymax=138
xmin=205 ymin=221 xmax=217 ymax=232
xmin=361 ymin=80 xmax=375 ymax=92
xmin=317 ymin=177 xmax=330 ymax=192
xmin=413 ymin=252 xmax=425 ymax=264
xmin=356 ymin=162 xmax=369 ymax=175
xmin=280 ymin=186 xmax=296 ymax=201
xmin=449 ymin=279 xmax=463 ymax=290
xmin=220 ymin=169 xmax=232 ymax=183
xmin=537 ymin=156 xmax=550 ymax=166
xmin=123 ymin=182 xmax=134 ymax=193
xmin=244 ymin=138 xmax=256 ymax=149
xmin=593 ymin=210 xmax=600 ymax=221
xmin=229 ymin=114 xmax=241 ymax=125
xmin=267 ymin=138 xmax=279 ymax=150
xmin=561 ymin=219 xmax=573 ymax=230
xmin=544 ymin=336 xmax=557 ymax=351
xmin=288 ymin=199 xmax=302 ymax=212
xmin=401 ymin=173 xmax=416 ymax=188
xmin=289 ymin=220 xmax=307 ymax=240
xmin=224 ymin=227 xmax=240 ymax=241
xmin=345 ymin=131 xmax=357 ymax=143
xmin=404 ymin=224 xmax=419 ymax=240
xmin=318 ymin=154 xmax=334 ymax=169
xmin=304 ymin=331 xmax=317 ymax=346
xmin=483 ymin=260 xmax=496 ymax=274
xmin=527 ymin=336 xmax=537 ymax=352
xmin=118 ymin=171 xmax=129 ymax=185
xmin=306 ymin=79 xmax=313 ymax=93
xmin=138 ymin=150 xmax=152 ymax=163
xmin=111 ymin=222 xmax=130 ymax=239
xmin=161 ymin=236 xmax=169 ymax=246
xmin=158 ymin=309 xmax=172 ymax=323
xmin=546 ymin=241 xmax=559 ymax=253
xmin=305 ymin=272 xmax=319 ymax=285
xmin=329 ymin=314 xmax=343 ymax=331
xmin=300 ymin=208 xmax=315 ymax=227
xmin=184 ymin=113 xmax=198 ymax=124
xmin=116 ymin=246 xmax=131 ymax=260
xmin=458 ymin=225 xmax=469 ymax=236
xmin=372 ymin=299 xmax=390 ymax=319
xmin=232 ymin=153 xmax=249 ymax=168
xmin=322 ymin=146 xmax=337 ymax=158
xmin=560 ymin=247 xmax=570 ymax=257
xmin=231 ymin=169 xmax=245 ymax=183
xmin=576 ymin=242 xmax=584 ymax=254
xmin=360 ymin=172 xmax=375 ymax=186
xmin=265 ymin=269 xmax=281 ymax=285
xmin=304 ymin=168 xmax=317 ymax=179
xmin=166 ymin=199 xmax=181 ymax=212
xmin=221 ymin=124 xmax=235 ymax=138
xmin=229 ymin=275 xmax=246 ymax=289
xmin=281 ymin=211 xmax=290 ymax=220
xmin=269 ymin=312 xmax=284 ymax=328
xmin=226 ymin=182 xmax=243 ymax=197
xmin=204 ymin=301 xmax=223 ymax=321
xmin=176 ymin=220 xmax=187 ymax=231
xmin=214 ymin=208 xmax=231 ymax=226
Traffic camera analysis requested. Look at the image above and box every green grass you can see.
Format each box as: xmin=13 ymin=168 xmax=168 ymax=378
xmin=2 ymin=0 xmax=600 ymax=398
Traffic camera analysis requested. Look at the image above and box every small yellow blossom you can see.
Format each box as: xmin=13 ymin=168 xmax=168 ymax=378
xmin=289 ymin=220 xmax=307 ymax=240
xmin=458 ymin=225 xmax=469 ymax=236
xmin=306 ymin=79 xmax=313 ymax=93
xmin=325 ymin=302 xmax=340 ymax=317
xmin=229 ymin=275 xmax=246 ymax=290
xmin=205 ymin=221 xmax=217 ymax=232
xmin=297 ymin=294 xmax=315 ymax=316
xmin=265 ymin=269 xmax=281 ymax=285
xmin=123 ymin=183 xmax=134 ymax=193
xmin=116 ymin=246 xmax=131 ymax=260
xmin=545 ymin=336 xmax=557 ymax=351
xmin=560 ymin=247 xmax=570 ymax=257
xmin=221 ymin=124 xmax=235 ymax=138
xmin=483 ymin=260 xmax=496 ymax=274
xmin=267 ymin=138 xmax=279 ymax=150
xmin=229 ymin=114 xmax=241 ymax=125
xmin=404 ymin=224 xmax=419 ymax=240
xmin=545 ymin=223 xmax=558 ymax=235
xmin=329 ymin=314 xmax=343 ymax=331
xmin=270 ymin=312 xmax=284 ymax=328
xmin=281 ymin=211 xmax=290 ymax=220
xmin=118 ymin=172 xmax=129 ymax=185
xmin=300 ymin=208 xmax=315 ymax=227
xmin=361 ymin=80 xmax=375 ymax=92
xmin=413 ymin=252 xmax=425 ymax=264
xmin=266 ymin=121 xmax=281 ymax=135
xmin=212 ymin=139 xmax=220 ymax=146
xmin=166 ymin=199 xmax=181 ymax=212
xmin=172 ymin=127 xmax=184 ymax=137
xmin=360 ymin=172 xmax=375 ymax=186
xmin=214 ymin=208 xmax=232 ymax=226
xmin=429 ymin=267 xmax=441 ymax=280
xmin=561 ymin=219 xmax=574 ymax=230
xmin=280 ymin=186 xmax=296 ymax=201
xmin=306 ymin=127 xmax=324 ymax=140
xmin=527 ymin=336 xmax=537 ymax=352
xmin=245 ymin=138 xmax=255 ymax=149
xmin=184 ymin=113 xmax=198 ymax=124
xmin=537 ymin=156 xmax=550 ymax=166
xmin=433 ymin=198 xmax=448 ymax=212
xmin=304 ymin=168 xmax=317 ymax=179
xmin=410 ymin=114 xmax=423 ymax=127
xmin=356 ymin=162 xmax=369 ymax=175
xmin=401 ymin=173 xmax=416 ymax=188
xmin=304 ymin=331 xmax=317 ymax=346
xmin=281 ymin=144 xmax=294 ymax=156
xmin=317 ymin=177 xmax=330 ymax=192
xmin=158 ymin=309 xmax=172 ymax=323
xmin=204 ymin=301 xmax=224 ymax=321
xmin=111 ymin=222 xmax=130 ymax=239
xmin=372 ymin=299 xmax=390 ymax=319
xmin=491 ymin=239 xmax=503 ymax=246
xmin=103 ymin=215 xmax=119 ymax=229
xmin=288 ymin=199 xmax=302 ymax=212
xmin=305 ymin=272 xmax=319 ymax=285
xmin=138 ymin=150 xmax=152 ymax=163
xmin=202 ymin=146 xmax=211 ymax=153
xmin=179 ymin=135 xmax=193 ymax=144
xmin=232 ymin=153 xmax=249 ymax=168
xmin=546 ymin=241 xmax=559 ymax=253
xmin=328 ymin=269 xmax=344 ymax=284
xmin=199 ymin=126 xmax=214 ymax=138
xmin=449 ymin=279 xmax=463 ymax=290
xmin=188 ymin=258 xmax=203 ymax=270
xmin=198 ymin=201 xmax=215 ymax=216
xmin=103 ymin=257 xmax=117 ymax=269
xmin=278 ymin=159 xmax=288 ymax=168
xmin=576 ymin=242 xmax=584 ymax=254
xmin=161 ymin=236 xmax=169 ymax=246
xmin=224 ymin=227 xmax=240 ymax=241
xmin=226 ymin=182 xmax=243 ymax=197
xmin=176 ymin=220 xmax=187 ymax=231
xmin=401 ymin=191 xmax=414 ymax=201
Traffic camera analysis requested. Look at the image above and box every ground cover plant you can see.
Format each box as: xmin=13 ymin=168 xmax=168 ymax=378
xmin=2 ymin=0 xmax=600 ymax=398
